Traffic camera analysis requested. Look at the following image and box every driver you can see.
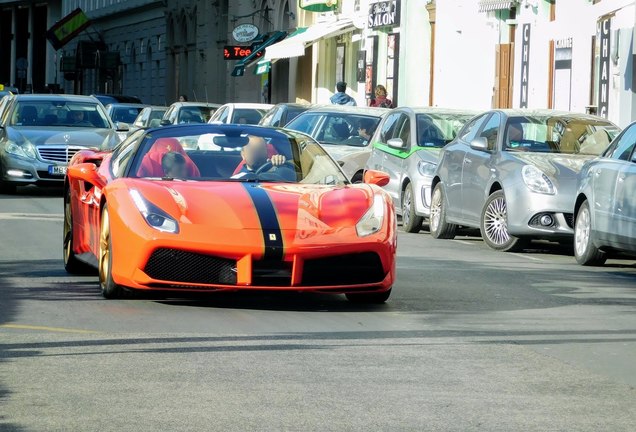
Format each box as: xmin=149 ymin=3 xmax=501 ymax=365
xmin=357 ymin=118 xmax=375 ymax=141
xmin=70 ymin=110 xmax=89 ymax=125
xmin=506 ymin=122 xmax=525 ymax=148
xmin=233 ymin=135 xmax=286 ymax=177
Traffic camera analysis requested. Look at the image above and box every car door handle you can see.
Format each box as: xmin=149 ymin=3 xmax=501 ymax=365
xmin=464 ymin=158 xmax=472 ymax=165
xmin=618 ymin=175 xmax=625 ymax=182
xmin=593 ymin=170 xmax=600 ymax=177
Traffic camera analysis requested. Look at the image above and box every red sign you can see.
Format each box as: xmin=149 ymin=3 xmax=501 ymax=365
xmin=224 ymin=45 xmax=263 ymax=60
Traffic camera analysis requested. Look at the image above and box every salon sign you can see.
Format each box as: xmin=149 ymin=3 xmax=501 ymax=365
xmin=368 ymin=0 xmax=400 ymax=29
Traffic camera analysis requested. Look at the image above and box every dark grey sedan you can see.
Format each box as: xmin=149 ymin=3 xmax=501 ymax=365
xmin=573 ymin=121 xmax=636 ymax=265
xmin=0 ymin=94 xmax=121 ymax=193
xmin=431 ymin=109 xmax=620 ymax=251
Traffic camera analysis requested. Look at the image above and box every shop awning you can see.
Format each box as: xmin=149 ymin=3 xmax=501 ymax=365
xmin=264 ymin=18 xmax=354 ymax=61
xmin=478 ymin=0 xmax=519 ymax=12
xmin=231 ymin=31 xmax=287 ymax=77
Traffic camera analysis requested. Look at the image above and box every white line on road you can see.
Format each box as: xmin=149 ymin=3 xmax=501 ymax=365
xmin=452 ymin=240 xmax=475 ymax=246
xmin=510 ymin=253 xmax=545 ymax=262
xmin=0 ymin=213 xmax=63 ymax=221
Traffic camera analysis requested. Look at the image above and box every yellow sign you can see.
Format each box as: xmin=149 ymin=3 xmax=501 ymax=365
xmin=0 ymin=84 xmax=4 ymax=91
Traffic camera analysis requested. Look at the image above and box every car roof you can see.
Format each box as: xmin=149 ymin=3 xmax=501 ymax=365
xmin=106 ymin=103 xmax=146 ymax=108
xmin=222 ymin=103 xmax=275 ymax=109
xmin=403 ymin=107 xmax=480 ymax=116
xmin=10 ymin=94 xmax=101 ymax=103
xmin=300 ymin=105 xmax=387 ymax=116
xmin=488 ymin=108 xmax=614 ymax=123
xmin=172 ymin=102 xmax=222 ymax=108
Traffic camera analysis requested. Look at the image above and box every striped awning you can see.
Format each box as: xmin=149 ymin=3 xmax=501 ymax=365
xmin=478 ymin=0 xmax=519 ymax=12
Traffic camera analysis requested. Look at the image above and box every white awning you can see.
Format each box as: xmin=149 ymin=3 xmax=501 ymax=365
xmin=478 ymin=0 xmax=519 ymax=12
xmin=265 ymin=18 xmax=354 ymax=61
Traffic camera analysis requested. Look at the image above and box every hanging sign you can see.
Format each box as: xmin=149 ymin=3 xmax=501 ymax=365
xmin=597 ymin=17 xmax=611 ymax=118
xmin=232 ymin=24 xmax=259 ymax=43
xmin=299 ymin=0 xmax=337 ymax=13
xmin=519 ymin=24 xmax=531 ymax=108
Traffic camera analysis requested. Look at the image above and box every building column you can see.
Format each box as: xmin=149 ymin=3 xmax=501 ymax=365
xmin=10 ymin=7 xmax=16 ymax=86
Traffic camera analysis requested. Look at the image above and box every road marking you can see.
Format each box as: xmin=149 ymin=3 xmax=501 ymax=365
xmin=510 ymin=253 xmax=545 ymax=262
xmin=0 ymin=213 xmax=63 ymax=221
xmin=0 ymin=324 xmax=97 ymax=334
xmin=452 ymin=240 xmax=475 ymax=246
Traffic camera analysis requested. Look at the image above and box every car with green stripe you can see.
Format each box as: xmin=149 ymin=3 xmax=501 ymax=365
xmin=366 ymin=107 xmax=477 ymax=232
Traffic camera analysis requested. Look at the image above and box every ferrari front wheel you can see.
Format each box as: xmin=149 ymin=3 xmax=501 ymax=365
xmin=63 ymin=187 xmax=94 ymax=274
xmin=99 ymin=204 xmax=126 ymax=299
xmin=346 ymin=288 xmax=391 ymax=304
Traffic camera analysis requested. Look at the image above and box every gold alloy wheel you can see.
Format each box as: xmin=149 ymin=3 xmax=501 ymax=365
xmin=98 ymin=207 xmax=110 ymax=288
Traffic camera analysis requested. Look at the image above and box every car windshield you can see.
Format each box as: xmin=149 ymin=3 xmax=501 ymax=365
xmin=129 ymin=126 xmax=349 ymax=185
xmin=286 ymin=113 xmax=381 ymax=147
xmin=110 ymin=106 xmax=143 ymax=123
xmin=9 ymin=100 xmax=111 ymax=128
xmin=503 ymin=115 xmax=621 ymax=155
xmin=178 ymin=106 xmax=214 ymax=123
xmin=417 ymin=113 xmax=475 ymax=148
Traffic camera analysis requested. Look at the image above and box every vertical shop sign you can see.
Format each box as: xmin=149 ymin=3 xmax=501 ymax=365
xmin=553 ymin=37 xmax=573 ymax=110
xmin=597 ymin=18 xmax=611 ymax=118
xmin=519 ymin=24 xmax=531 ymax=108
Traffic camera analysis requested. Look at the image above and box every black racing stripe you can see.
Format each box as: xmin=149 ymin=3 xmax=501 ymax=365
xmin=242 ymin=183 xmax=284 ymax=261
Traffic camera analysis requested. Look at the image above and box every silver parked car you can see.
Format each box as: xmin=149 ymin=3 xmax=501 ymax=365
xmin=161 ymin=102 xmax=221 ymax=125
xmin=0 ymin=94 xmax=122 ymax=193
xmin=285 ymin=105 xmax=386 ymax=182
xmin=366 ymin=107 xmax=477 ymax=232
xmin=430 ymin=109 xmax=620 ymax=251
xmin=573 ymin=121 xmax=636 ymax=265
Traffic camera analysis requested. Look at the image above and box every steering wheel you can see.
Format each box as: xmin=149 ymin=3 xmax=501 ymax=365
xmin=255 ymin=160 xmax=296 ymax=175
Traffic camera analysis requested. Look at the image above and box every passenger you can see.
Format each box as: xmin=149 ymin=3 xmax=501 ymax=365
xmin=161 ymin=151 xmax=188 ymax=178
xmin=357 ymin=118 xmax=375 ymax=141
xmin=233 ymin=135 xmax=286 ymax=177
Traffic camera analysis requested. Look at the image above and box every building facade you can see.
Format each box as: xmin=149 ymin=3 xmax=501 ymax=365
xmin=0 ymin=0 xmax=62 ymax=93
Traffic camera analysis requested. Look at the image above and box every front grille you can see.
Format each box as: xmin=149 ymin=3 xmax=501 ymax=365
xmin=564 ymin=213 xmax=574 ymax=228
xmin=144 ymin=248 xmax=237 ymax=285
xmin=37 ymin=146 xmax=84 ymax=163
xmin=252 ymin=260 xmax=292 ymax=286
xmin=302 ymin=252 xmax=385 ymax=286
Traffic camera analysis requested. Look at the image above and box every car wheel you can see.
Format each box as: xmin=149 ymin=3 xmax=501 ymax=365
xmin=401 ymin=183 xmax=423 ymax=233
xmin=346 ymin=288 xmax=391 ymax=304
xmin=63 ymin=187 xmax=95 ymax=275
xmin=574 ymin=200 xmax=607 ymax=266
xmin=480 ymin=190 xmax=526 ymax=252
xmin=429 ymin=183 xmax=457 ymax=239
xmin=99 ymin=204 xmax=126 ymax=299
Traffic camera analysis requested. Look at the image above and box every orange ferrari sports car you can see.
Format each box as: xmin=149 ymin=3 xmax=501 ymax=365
xmin=63 ymin=124 xmax=397 ymax=302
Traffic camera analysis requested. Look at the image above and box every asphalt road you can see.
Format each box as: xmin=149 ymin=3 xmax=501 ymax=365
xmin=1 ymin=186 xmax=635 ymax=431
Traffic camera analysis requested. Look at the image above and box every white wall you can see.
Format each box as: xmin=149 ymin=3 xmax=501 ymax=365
xmin=433 ymin=0 xmax=499 ymax=110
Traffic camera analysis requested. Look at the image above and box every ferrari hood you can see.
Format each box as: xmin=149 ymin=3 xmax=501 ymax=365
xmin=509 ymin=153 xmax=594 ymax=179
xmin=9 ymin=126 xmax=118 ymax=149
xmin=127 ymin=180 xmax=376 ymax=231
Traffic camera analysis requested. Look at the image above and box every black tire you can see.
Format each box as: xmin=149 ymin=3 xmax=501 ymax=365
xmin=351 ymin=171 xmax=363 ymax=184
xmin=480 ymin=190 xmax=527 ymax=252
xmin=63 ymin=187 xmax=95 ymax=274
xmin=346 ymin=288 xmax=391 ymax=304
xmin=429 ymin=183 xmax=457 ymax=239
xmin=99 ymin=205 xmax=127 ymax=299
xmin=574 ymin=200 xmax=607 ymax=266
xmin=401 ymin=183 xmax=423 ymax=233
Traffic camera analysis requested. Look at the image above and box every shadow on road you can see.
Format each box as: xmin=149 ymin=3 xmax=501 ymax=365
xmin=0 ymin=186 xmax=64 ymax=200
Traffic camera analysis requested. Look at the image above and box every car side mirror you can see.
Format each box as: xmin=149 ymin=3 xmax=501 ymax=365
xmin=115 ymin=121 xmax=129 ymax=132
xmin=470 ymin=137 xmax=489 ymax=152
xmin=67 ymin=163 xmax=102 ymax=185
xmin=363 ymin=169 xmax=390 ymax=187
xmin=387 ymin=138 xmax=404 ymax=149
xmin=160 ymin=119 xmax=172 ymax=126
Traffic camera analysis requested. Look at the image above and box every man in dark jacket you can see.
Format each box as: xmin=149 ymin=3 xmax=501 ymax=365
xmin=330 ymin=81 xmax=356 ymax=106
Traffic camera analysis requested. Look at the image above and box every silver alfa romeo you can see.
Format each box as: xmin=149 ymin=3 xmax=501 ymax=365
xmin=430 ymin=109 xmax=621 ymax=252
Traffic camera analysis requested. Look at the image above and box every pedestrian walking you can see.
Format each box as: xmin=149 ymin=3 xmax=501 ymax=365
xmin=330 ymin=81 xmax=356 ymax=106
xmin=370 ymin=85 xmax=393 ymax=108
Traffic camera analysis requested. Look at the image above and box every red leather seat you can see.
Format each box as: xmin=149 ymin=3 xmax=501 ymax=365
xmin=137 ymin=137 xmax=200 ymax=177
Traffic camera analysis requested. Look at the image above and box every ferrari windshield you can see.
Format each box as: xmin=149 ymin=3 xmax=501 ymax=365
xmin=8 ymin=100 xmax=111 ymax=128
xmin=129 ymin=125 xmax=349 ymax=185
xmin=417 ymin=112 xmax=475 ymax=148
xmin=503 ymin=115 xmax=620 ymax=155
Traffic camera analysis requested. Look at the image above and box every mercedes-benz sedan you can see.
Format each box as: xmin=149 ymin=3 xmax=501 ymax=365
xmin=430 ymin=109 xmax=620 ymax=251
xmin=0 ymin=94 xmax=122 ymax=193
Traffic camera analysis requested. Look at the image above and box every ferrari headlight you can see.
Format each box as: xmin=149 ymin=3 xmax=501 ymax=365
xmin=356 ymin=194 xmax=385 ymax=237
xmin=5 ymin=139 xmax=36 ymax=160
xmin=130 ymin=189 xmax=179 ymax=233
xmin=417 ymin=160 xmax=437 ymax=177
xmin=522 ymin=165 xmax=555 ymax=195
